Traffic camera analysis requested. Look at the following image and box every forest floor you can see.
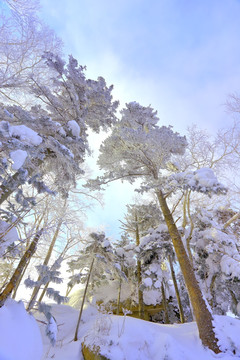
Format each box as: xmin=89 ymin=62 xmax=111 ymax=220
xmin=38 ymin=303 xmax=240 ymax=360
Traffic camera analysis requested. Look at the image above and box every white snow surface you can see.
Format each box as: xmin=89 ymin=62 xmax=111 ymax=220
xmin=68 ymin=120 xmax=80 ymax=137
xmin=143 ymin=277 xmax=153 ymax=287
xmin=0 ymin=299 xmax=42 ymax=360
xmin=10 ymin=149 xmax=28 ymax=170
xmin=40 ymin=303 xmax=239 ymax=360
xmin=1 ymin=300 xmax=240 ymax=360
xmin=190 ymin=168 xmax=219 ymax=188
xmin=171 ymin=167 xmax=226 ymax=193
xmin=10 ymin=124 xmax=42 ymax=145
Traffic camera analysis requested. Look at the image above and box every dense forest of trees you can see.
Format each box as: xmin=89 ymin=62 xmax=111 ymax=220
xmin=0 ymin=0 xmax=240 ymax=354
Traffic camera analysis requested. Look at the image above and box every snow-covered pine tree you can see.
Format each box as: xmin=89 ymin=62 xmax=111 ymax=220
xmin=119 ymin=201 xmax=163 ymax=318
xmin=113 ymin=233 xmax=137 ymax=314
xmin=139 ymin=224 xmax=186 ymax=323
xmin=86 ymin=101 xmax=222 ymax=353
xmin=25 ymin=257 xmax=67 ymax=309
xmin=191 ymin=207 xmax=240 ymax=316
xmin=67 ymin=231 xmax=125 ymax=341
xmin=0 ymin=52 xmax=118 ymax=208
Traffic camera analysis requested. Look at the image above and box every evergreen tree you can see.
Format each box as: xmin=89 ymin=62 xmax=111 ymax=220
xmin=86 ymin=101 xmax=223 ymax=353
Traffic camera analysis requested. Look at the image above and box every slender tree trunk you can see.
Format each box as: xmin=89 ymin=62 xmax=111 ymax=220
xmin=12 ymin=212 xmax=46 ymax=300
xmin=161 ymin=281 xmax=170 ymax=324
xmin=0 ymin=229 xmax=43 ymax=307
xmin=37 ymin=281 xmax=49 ymax=303
xmin=182 ymin=192 xmax=188 ymax=228
xmin=74 ymin=257 xmax=95 ymax=341
xmin=136 ymin=218 xmax=144 ymax=319
xmin=117 ymin=277 xmax=122 ymax=315
xmin=27 ymin=219 xmax=63 ymax=311
xmin=223 ymin=212 xmax=240 ymax=229
xmin=156 ymin=190 xmax=220 ymax=353
xmin=186 ymin=190 xmax=194 ymax=264
xmin=12 ymin=259 xmax=30 ymax=299
xmin=168 ymin=255 xmax=185 ymax=323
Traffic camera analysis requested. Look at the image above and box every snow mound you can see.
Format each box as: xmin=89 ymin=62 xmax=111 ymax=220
xmin=84 ymin=315 xmax=240 ymax=360
xmin=10 ymin=124 xmax=42 ymax=146
xmin=68 ymin=120 xmax=80 ymax=137
xmin=10 ymin=149 xmax=28 ymax=170
xmin=35 ymin=303 xmax=240 ymax=360
xmin=0 ymin=299 xmax=42 ymax=360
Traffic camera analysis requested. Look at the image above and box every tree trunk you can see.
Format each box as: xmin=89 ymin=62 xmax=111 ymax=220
xmin=161 ymin=281 xmax=170 ymax=324
xmin=136 ymin=217 xmax=144 ymax=319
xmin=168 ymin=255 xmax=185 ymax=323
xmin=186 ymin=190 xmax=194 ymax=264
xmin=74 ymin=257 xmax=95 ymax=341
xmin=0 ymin=229 xmax=43 ymax=307
xmin=37 ymin=280 xmax=49 ymax=303
xmin=117 ymin=277 xmax=122 ymax=315
xmin=156 ymin=190 xmax=220 ymax=353
xmin=12 ymin=259 xmax=30 ymax=299
xmin=27 ymin=219 xmax=63 ymax=311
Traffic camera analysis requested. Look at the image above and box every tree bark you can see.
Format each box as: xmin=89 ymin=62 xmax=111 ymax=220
xmin=27 ymin=219 xmax=63 ymax=311
xmin=0 ymin=229 xmax=43 ymax=307
xmin=117 ymin=277 xmax=122 ymax=315
xmin=74 ymin=257 xmax=95 ymax=341
xmin=12 ymin=259 xmax=30 ymax=299
xmin=161 ymin=281 xmax=170 ymax=324
xmin=37 ymin=280 xmax=49 ymax=303
xmin=156 ymin=190 xmax=220 ymax=353
xmin=168 ymin=255 xmax=185 ymax=323
xmin=136 ymin=217 xmax=144 ymax=319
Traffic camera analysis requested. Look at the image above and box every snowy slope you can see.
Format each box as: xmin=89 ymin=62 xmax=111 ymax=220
xmin=1 ymin=299 xmax=240 ymax=360
xmin=37 ymin=303 xmax=240 ymax=360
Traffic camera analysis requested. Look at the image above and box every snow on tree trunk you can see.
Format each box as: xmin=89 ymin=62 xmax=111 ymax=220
xmin=168 ymin=255 xmax=185 ymax=323
xmin=27 ymin=218 xmax=63 ymax=311
xmin=156 ymin=190 xmax=220 ymax=353
xmin=161 ymin=281 xmax=170 ymax=324
xmin=0 ymin=229 xmax=43 ymax=307
xmin=136 ymin=219 xmax=144 ymax=320
xmin=74 ymin=257 xmax=95 ymax=341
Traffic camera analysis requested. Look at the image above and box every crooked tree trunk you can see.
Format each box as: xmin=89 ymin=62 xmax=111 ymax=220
xmin=0 ymin=229 xmax=43 ymax=307
xmin=156 ymin=190 xmax=220 ymax=353
xmin=161 ymin=281 xmax=170 ymax=324
xmin=168 ymin=255 xmax=185 ymax=323
xmin=74 ymin=257 xmax=95 ymax=341
xmin=136 ymin=218 xmax=144 ymax=319
xmin=27 ymin=219 xmax=63 ymax=311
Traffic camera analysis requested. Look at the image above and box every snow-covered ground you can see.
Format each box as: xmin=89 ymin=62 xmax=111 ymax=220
xmin=0 ymin=299 xmax=43 ymax=360
xmin=1 ymin=299 xmax=240 ymax=360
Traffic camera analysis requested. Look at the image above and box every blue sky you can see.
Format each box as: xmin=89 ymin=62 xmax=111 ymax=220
xmin=39 ymin=0 xmax=240 ymax=238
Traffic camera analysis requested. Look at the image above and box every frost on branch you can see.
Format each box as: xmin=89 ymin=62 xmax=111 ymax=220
xmin=0 ymin=219 xmax=19 ymax=257
xmin=0 ymin=52 xmax=118 ymax=207
xmin=191 ymin=208 xmax=240 ymax=315
xmin=37 ymin=303 xmax=58 ymax=345
xmin=25 ymin=257 xmax=67 ymax=306
xmin=168 ymin=167 xmax=227 ymax=196
xmin=86 ymin=102 xmax=187 ymax=190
